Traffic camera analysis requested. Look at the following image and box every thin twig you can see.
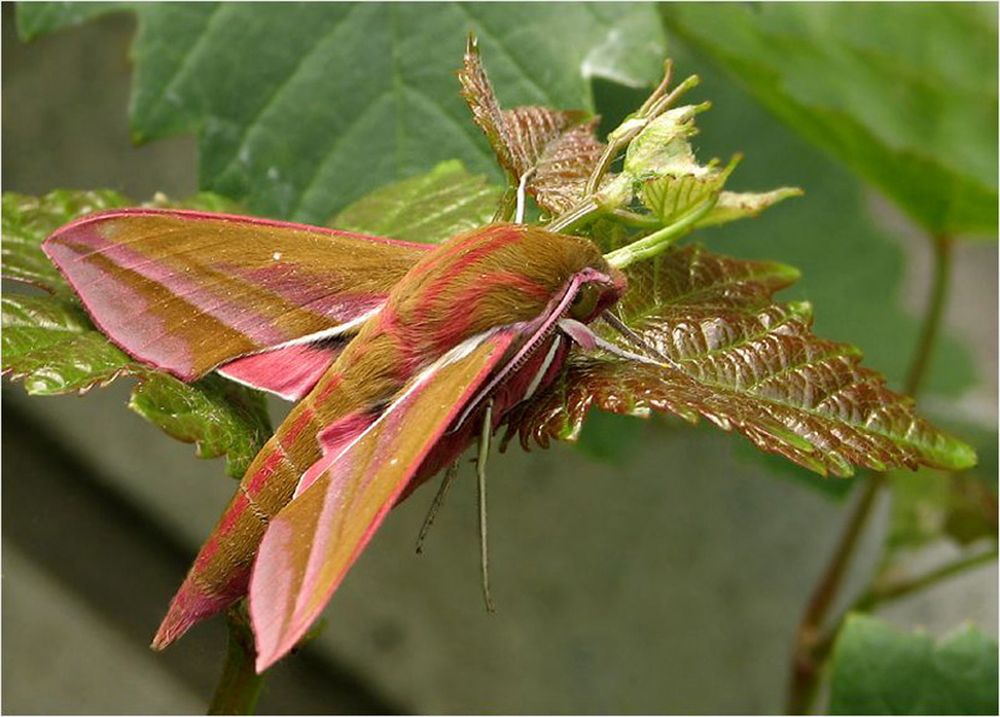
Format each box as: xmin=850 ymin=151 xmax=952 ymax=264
xmin=858 ymin=547 xmax=998 ymax=612
xmin=809 ymin=547 xmax=1000 ymax=663
xmin=904 ymin=233 xmax=953 ymax=396
xmin=786 ymin=475 xmax=883 ymax=714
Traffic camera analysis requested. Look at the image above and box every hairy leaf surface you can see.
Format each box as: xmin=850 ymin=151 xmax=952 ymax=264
xmin=130 ymin=373 xmax=272 ymax=478
xmin=696 ymin=188 xmax=803 ymax=229
xmin=2 ymin=294 xmax=133 ymax=395
xmin=508 ymin=245 xmax=976 ymax=476
xmin=829 ymin=615 xmax=998 ymax=715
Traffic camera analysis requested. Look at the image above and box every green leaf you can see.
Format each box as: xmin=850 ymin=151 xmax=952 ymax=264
xmin=1 ymin=190 xmax=129 ymax=294
xmin=19 ymin=3 xmax=666 ymax=223
xmin=330 ymin=160 xmax=501 ymax=244
xmin=144 ymin=190 xmax=245 ymax=213
xmin=600 ymin=95 xmax=799 ymax=232
xmin=696 ymin=187 xmax=803 ymax=229
xmin=507 ymin=245 xmax=976 ymax=477
xmin=15 ymin=2 xmax=127 ymax=40
xmin=2 ymin=189 xmax=271 ymax=477
xmin=830 ymin=614 xmax=998 ymax=715
xmin=129 ymin=373 xmax=271 ymax=479
xmin=1 ymin=294 xmax=133 ymax=395
xmin=575 ymin=409 xmax=645 ymax=464
xmin=662 ymin=3 xmax=999 ymax=236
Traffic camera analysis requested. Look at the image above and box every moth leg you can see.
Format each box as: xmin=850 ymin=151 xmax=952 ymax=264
xmin=478 ymin=398 xmax=497 ymax=613
xmin=415 ymin=461 xmax=460 ymax=554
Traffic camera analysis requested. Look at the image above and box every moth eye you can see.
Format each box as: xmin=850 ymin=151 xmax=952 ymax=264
xmin=569 ymin=283 xmax=601 ymax=321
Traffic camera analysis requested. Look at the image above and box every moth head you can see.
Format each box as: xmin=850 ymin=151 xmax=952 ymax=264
xmin=568 ymin=267 xmax=626 ymax=323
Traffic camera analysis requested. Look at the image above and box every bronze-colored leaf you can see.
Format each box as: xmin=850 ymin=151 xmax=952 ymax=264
xmin=531 ymin=120 xmax=606 ymax=214
xmin=458 ymin=36 xmax=604 ymax=214
xmin=506 ymin=245 xmax=976 ymax=477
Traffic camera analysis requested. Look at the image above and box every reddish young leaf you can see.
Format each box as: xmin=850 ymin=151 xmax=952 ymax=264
xmin=506 ymin=245 xmax=976 ymax=477
xmin=458 ymin=36 xmax=605 ymax=214
xmin=531 ymin=120 xmax=607 ymax=214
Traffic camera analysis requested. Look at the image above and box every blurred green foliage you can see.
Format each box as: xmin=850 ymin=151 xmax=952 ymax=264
xmin=830 ymin=615 xmax=998 ymax=715
xmin=663 ymin=3 xmax=998 ymax=237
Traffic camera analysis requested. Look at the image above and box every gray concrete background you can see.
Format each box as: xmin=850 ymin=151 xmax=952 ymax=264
xmin=3 ymin=8 xmax=997 ymax=715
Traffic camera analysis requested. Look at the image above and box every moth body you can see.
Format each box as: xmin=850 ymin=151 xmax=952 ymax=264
xmin=150 ymin=222 xmax=623 ymax=651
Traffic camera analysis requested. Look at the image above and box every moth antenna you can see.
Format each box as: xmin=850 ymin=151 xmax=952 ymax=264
xmin=514 ymin=169 xmax=535 ymax=224
xmin=478 ymin=399 xmax=497 ymax=613
xmin=415 ymin=461 xmax=460 ymax=554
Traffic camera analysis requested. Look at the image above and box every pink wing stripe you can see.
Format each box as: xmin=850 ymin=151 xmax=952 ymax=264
xmin=249 ymin=332 xmax=516 ymax=671
xmin=294 ymin=411 xmax=379 ymax=498
xmin=45 ymin=227 xmax=289 ymax=348
xmin=216 ymin=342 xmax=346 ymax=401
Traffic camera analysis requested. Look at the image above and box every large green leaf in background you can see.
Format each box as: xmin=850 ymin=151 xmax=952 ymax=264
xmin=662 ymin=3 xmax=998 ymax=237
xmin=14 ymin=1 xmax=122 ymax=36
xmin=17 ymin=2 xmax=665 ymax=224
xmin=829 ymin=614 xmax=998 ymax=715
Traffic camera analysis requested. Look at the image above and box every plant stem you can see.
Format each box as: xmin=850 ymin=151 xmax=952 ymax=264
xmin=809 ymin=547 xmax=1000 ymax=664
xmin=856 ymin=547 xmax=998 ymax=612
xmin=546 ymin=197 xmax=601 ymax=234
xmin=784 ymin=231 xmax=956 ymax=714
xmin=904 ymin=233 xmax=953 ymax=396
xmin=604 ymin=198 xmax=716 ymax=268
xmin=208 ymin=606 xmax=265 ymax=715
xmin=786 ymin=474 xmax=883 ymax=714
xmin=610 ymin=208 xmax=663 ymax=229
